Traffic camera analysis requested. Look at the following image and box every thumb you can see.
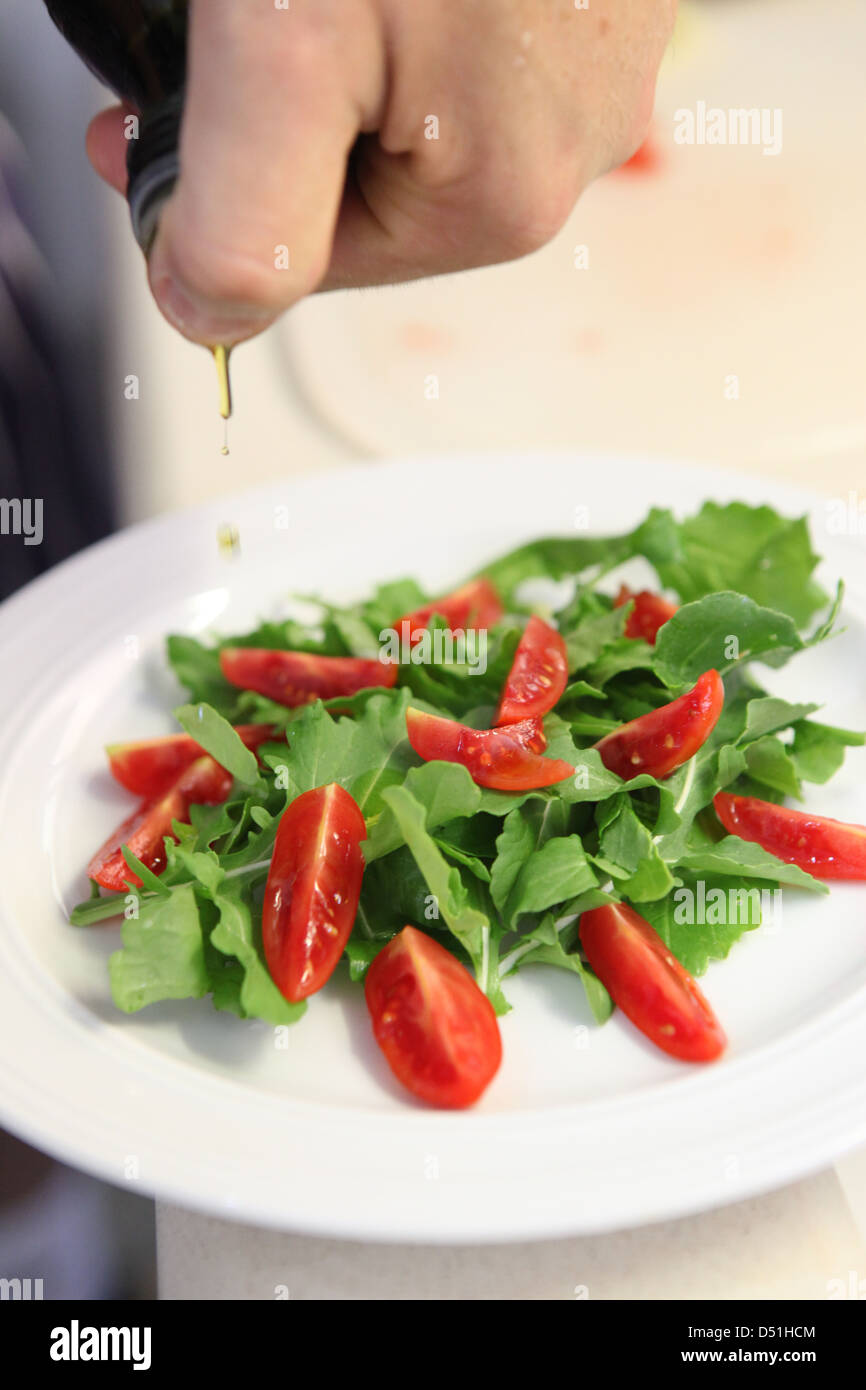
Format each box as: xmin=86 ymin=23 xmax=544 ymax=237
xmin=147 ymin=3 xmax=367 ymax=346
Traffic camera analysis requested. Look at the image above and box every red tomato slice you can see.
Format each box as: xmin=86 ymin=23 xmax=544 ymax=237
xmin=107 ymin=724 xmax=277 ymax=799
xmin=495 ymin=615 xmax=569 ymax=724
xmin=262 ymin=783 xmax=366 ymax=1002
xmin=614 ymin=585 xmax=677 ymax=645
xmin=579 ymin=902 xmax=726 ymax=1062
xmin=714 ymin=792 xmax=866 ymax=880
xmin=595 ymin=670 xmax=723 ymax=781
xmin=365 ymin=926 xmax=502 ymax=1108
xmin=88 ymin=755 xmax=233 ymax=892
xmin=406 ymin=706 xmax=573 ymax=791
xmin=220 ymin=648 xmax=398 ymax=707
xmin=396 ymin=578 xmax=503 ymax=645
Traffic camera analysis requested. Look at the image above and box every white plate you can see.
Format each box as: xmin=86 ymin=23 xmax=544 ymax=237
xmin=1 ymin=453 xmax=865 ymax=1243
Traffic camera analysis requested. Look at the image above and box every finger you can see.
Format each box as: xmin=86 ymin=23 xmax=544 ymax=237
xmin=148 ymin=2 xmax=382 ymax=346
xmin=85 ymin=106 xmax=130 ymax=195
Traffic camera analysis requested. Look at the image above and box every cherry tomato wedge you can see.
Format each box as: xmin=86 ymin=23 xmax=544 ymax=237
xmin=107 ymin=724 xmax=277 ymax=799
xmin=396 ymin=578 xmax=503 ymax=645
xmin=88 ymin=755 xmax=233 ymax=893
xmin=262 ymin=783 xmax=366 ymax=1002
xmin=714 ymin=792 xmax=866 ymax=880
xmin=406 ymin=706 xmax=573 ymax=791
xmin=614 ymin=585 xmax=677 ymax=645
xmin=579 ymin=902 xmax=726 ymax=1062
xmin=364 ymin=926 xmax=502 ymax=1108
xmin=595 ymin=669 xmax=723 ymax=781
xmin=495 ymin=615 xmax=569 ymax=725
xmin=220 ymin=648 xmax=398 ymax=707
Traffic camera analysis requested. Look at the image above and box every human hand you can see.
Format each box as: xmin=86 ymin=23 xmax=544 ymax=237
xmin=87 ymin=0 xmax=675 ymax=346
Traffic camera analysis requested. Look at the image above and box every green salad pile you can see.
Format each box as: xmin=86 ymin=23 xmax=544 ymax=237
xmin=72 ymin=501 xmax=863 ymax=1029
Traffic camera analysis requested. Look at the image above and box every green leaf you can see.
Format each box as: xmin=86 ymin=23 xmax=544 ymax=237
xmin=210 ymin=876 xmax=305 ymax=1026
xmin=167 ymin=635 xmax=237 ymax=715
xmin=677 ymin=834 xmax=828 ymax=892
xmin=121 ymin=847 xmax=171 ymax=896
xmin=565 ymin=606 xmax=629 ymax=674
xmin=595 ymin=796 xmax=675 ymax=902
xmin=648 ymin=502 xmax=826 ymax=626
xmin=502 ymin=835 xmax=597 ymax=926
xmin=480 ymin=508 xmax=680 ymax=606
xmin=361 ymin=578 xmax=428 ymax=633
xmin=791 ymin=719 xmax=865 ymax=784
xmin=652 ymin=593 xmax=805 ymax=689
xmin=490 ymin=800 xmax=570 ymax=914
xmin=743 ymin=736 xmax=803 ymax=799
xmin=343 ymin=689 xmax=418 ymax=816
xmin=363 ymin=760 xmax=482 ymax=862
xmin=499 ymin=910 xmax=613 ymax=1024
xmin=739 ymin=696 xmax=821 ymax=743
xmin=109 ymin=882 xmax=211 ymax=1012
xmin=174 ymin=701 xmax=259 ymax=783
xmin=586 ymin=636 xmax=656 ymax=688
xmin=71 ymin=891 xmax=139 ymax=925
xmin=638 ymin=871 xmax=770 ymax=976
xmin=379 ymin=784 xmax=505 ymax=1007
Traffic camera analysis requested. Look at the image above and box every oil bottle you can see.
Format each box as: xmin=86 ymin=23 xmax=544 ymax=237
xmin=43 ymin=1 xmax=188 ymax=252
xmin=43 ymin=1 xmax=232 ymax=434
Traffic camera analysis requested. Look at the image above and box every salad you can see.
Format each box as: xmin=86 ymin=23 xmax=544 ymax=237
xmin=71 ymin=500 xmax=866 ymax=1108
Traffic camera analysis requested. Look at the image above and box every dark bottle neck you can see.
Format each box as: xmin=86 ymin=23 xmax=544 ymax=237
xmin=43 ymin=0 xmax=188 ymax=250
xmin=126 ymin=91 xmax=183 ymax=251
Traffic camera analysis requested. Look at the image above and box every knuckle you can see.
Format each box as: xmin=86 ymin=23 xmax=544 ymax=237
xmin=474 ymin=164 xmax=583 ymax=259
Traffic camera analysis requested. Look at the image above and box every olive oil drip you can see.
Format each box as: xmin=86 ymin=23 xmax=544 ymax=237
xmin=212 ymin=344 xmax=232 ymax=454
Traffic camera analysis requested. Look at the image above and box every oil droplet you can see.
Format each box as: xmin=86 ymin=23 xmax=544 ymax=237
xmin=217 ymin=523 xmax=240 ymax=558
xmin=212 ymin=344 xmax=233 ymax=420
xmin=220 ymin=419 xmax=230 ymax=456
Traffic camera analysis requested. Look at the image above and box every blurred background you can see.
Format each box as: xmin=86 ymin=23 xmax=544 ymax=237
xmin=0 ymin=0 xmax=864 ymax=1298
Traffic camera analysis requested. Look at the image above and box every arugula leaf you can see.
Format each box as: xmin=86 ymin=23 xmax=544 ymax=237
xmin=638 ymin=871 xmax=769 ymax=976
xmin=652 ymin=593 xmax=806 ymax=689
xmin=109 ymin=882 xmax=211 ymax=1012
xmin=676 ymin=834 xmax=828 ymax=892
xmin=174 ymin=701 xmax=260 ymax=783
xmin=360 ymin=578 xmax=428 ymax=633
xmin=210 ymin=876 xmax=305 ymax=1025
xmin=363 ymin=759 xmax=483 ymax=862
xmin=502 ymin=835 xmax=597 ymax=926
xmin=565 ymin=606 xmax=629 ymax=674
xmin=647 ymin=502 xmax=826 ymax=626
xmin=490 ymin=801 xmax=570 ymax=913
xmin=167 ymin=635 xmax=237 ymax=716
xmin=743 ymin=736 xmax=802 ymax=800
xmin=791 ymin=719 xmax=865 ymax=784
xmin=379 ymin=784 xmax=507 ymax=1010
xmin=71 ymin=891 xmax=136 ymax=925
xmin=498 ymin=909 xmax=613 ymax=1024
xmin=738 ymin=696 xmax=821 ymax=743
xmin=121 ymin=848 xmax=171 ymax=896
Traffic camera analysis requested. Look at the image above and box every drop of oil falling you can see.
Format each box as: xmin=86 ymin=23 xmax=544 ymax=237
xmin=212 ymin=344 xmax=232 ymax=455
xmin=217 ymin=523 xmax=240 ymax=558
